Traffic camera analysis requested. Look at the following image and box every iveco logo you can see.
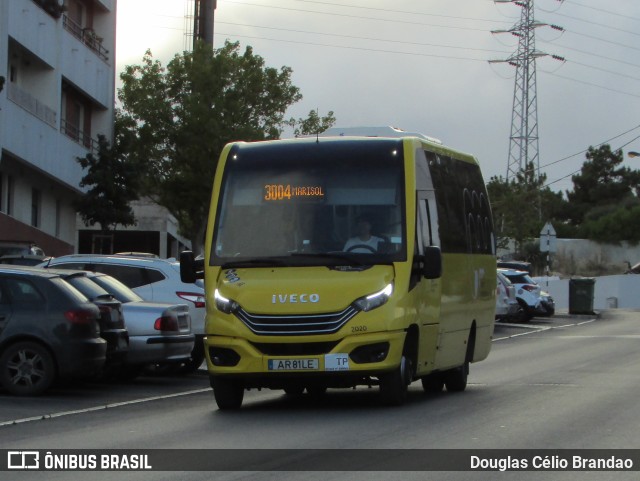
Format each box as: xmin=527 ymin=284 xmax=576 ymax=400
xmin=272 ymin=294 xmax=320 ymax=304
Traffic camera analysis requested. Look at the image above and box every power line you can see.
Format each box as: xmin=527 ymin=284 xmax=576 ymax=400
xmin=543 ymin=129 xmax=640 ymax=188
xmin=538 ymin=40 xmax=640 ymax=71
xmin=540 ymin=124 xmax=640 ymax=169
xmin=217 ymin=21 xmax=511 ymax=55
xmin=214 ymin=31 xmax=489 ymax=62
xmin=546 ymin=71 xmax=640 ymax=99
xmin=223 ymin=0 xmax=499 ymax=33
xmin=564 ymin=0 xmax=640 ymax=23
xmin=541 ymin=10 xmax=640 ymax=38
xmin=294 ymin=0 xmax=508 ymax=24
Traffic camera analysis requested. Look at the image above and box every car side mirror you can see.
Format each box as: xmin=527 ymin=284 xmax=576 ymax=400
xmin=422 ymin=246 xmax=442 ymax=279
xmin=180 ymin=251 xmax=204 ymax=282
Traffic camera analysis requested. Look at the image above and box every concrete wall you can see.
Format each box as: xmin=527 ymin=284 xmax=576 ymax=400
xmin=534 ymin=274 xmax=640 ymax=311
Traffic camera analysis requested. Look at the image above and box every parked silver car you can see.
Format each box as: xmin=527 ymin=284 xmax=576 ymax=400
xmin=501 ymin=269 xmax=552 ymax=320
xmin=42 ymin=267 xmax=195 ymax=378
xmin=40 ymin=254 xmax=205 ymax=371
xmin=496 ymin=270 xmax=521 ymax=321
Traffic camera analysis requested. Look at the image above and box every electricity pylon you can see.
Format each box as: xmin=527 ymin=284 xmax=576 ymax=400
xmin=490 ymin=0 xmax=564 ymax=183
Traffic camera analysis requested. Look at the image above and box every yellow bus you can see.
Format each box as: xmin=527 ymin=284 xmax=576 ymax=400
xmin=181 ymin=128 xmax=496 ymax=409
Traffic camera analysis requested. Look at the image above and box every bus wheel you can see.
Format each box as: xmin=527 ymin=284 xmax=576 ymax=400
xmin=421 ymin=373 xmax=444 ymax=393
xmin=444 ymin=362 xmax=469 ymax=392
xmin=213 ymin=378 xmax=244 ymax=410
xmin=283 ymin=385 xmax=305 ymax=397
xmin=306 ymin=385 xmax=327 ymax=398
xmin=379 ymin=356 xmax=410 ymax=406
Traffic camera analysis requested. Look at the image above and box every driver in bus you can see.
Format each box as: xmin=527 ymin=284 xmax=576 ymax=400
xmin=343 ymin=215 xmax=384 ymax=253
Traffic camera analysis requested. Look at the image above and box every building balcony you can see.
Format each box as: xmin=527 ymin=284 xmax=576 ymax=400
xmin=60 ymin=118 xmax=99 ymax=153
xmin=62 ymin=14 xmax=109 ymax=62
xmin=31 ymin=0 xmax=66 ymax=19
xmin=6 ymin=83 xmax=57 ymax=128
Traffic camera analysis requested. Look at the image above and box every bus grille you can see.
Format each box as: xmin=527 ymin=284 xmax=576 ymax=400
xmin=235 ymin=306 xmax=358 ymax=336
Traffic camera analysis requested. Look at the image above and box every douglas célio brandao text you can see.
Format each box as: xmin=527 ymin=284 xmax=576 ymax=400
xmin=470 ymin=455 xmax=634 ymax=471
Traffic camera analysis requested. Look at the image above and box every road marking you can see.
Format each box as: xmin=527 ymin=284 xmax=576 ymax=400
xmin=0 ymin=388 xmax=210 ymax=427
xmin=493 ymin=317 xmax=597 ymax=341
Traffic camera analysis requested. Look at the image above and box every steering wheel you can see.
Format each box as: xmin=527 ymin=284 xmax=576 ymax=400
xmin=346 ymin=244 xmax=377 ymax=253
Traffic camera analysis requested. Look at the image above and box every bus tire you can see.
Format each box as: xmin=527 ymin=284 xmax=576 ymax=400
xmin=306 ymin=385 xmax=327 ymax=398
xmin=213 ymin=378 xmax=244 ymax=410
xmin=379 ymin=355 xmax=410 ymax=406
xmin=283 ymin=385 xmax=305 ymax=397
xmin=444 ymin=362 xmax=469 ymax=392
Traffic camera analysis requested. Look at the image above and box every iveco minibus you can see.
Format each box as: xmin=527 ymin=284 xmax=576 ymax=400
xmin=181 ymin=127 xmax=496 ymax=409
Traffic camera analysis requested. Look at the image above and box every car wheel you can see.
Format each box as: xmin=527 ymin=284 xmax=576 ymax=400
xmin=444 ymin=362 xmax=469 ymax=392
xmin=379 ymin=355 xmax=411 ymax=406
xmin=517 ymin=299 xmax=533 ymax=321
xmin=179 ymin=342 xmax=206 ymax=374
xmin=213 ymin=377 xmax=244 ymax=410
xmin=421 ymin=372 xmax=444 ymax=393
xmin=0 ymin=342 xmax=55 ymax=396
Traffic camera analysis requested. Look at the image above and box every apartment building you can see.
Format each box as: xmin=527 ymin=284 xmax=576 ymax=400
xmin=0 ymin=0 xmax=116 ymax=256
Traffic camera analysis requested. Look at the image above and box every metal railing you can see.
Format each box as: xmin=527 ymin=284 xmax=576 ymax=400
xmin=60 ymin=118 xmax=100 ymax=153
xmin=62 ymin=15 xmax=109 ymax=62
xmin=6 ymin=82 xmax=57 ymax=127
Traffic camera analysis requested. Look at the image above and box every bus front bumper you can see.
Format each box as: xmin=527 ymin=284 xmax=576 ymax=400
xmin=203 ymin=331 xmax=406 ymax=387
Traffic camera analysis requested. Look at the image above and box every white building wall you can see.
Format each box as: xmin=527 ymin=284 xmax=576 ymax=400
xmin=538 ymin=275 xmax=640 ymax=312
xmin=0 ymin=0 xmax=116 ymax=252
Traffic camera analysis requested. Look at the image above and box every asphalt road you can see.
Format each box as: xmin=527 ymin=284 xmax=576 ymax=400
xmin=1 ymin=309 xmax=639 ymax=480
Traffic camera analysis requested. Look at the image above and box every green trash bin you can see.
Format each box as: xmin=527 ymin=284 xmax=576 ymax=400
xmin=569 ymin=278 xmax=595 ymax=314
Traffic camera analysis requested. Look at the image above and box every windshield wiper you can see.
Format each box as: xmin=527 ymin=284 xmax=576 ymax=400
xmin=221 ymin=258 xmax=290 ymax=269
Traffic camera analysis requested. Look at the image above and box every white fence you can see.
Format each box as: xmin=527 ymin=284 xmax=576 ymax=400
xmin=534 ymin=275 xmax=640 ymax=311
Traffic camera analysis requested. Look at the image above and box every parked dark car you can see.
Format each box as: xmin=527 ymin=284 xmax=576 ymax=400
xmin=49 ymin=270 xmax=129 ymax=369
xmin=0 ymin=267 xmax=107 ymax=395
xmin=38 ymin=267 xmax=195 ymax=377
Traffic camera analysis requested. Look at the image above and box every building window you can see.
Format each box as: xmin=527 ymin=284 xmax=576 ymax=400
xmin=31 ymin=188 xmax=41 ymax=227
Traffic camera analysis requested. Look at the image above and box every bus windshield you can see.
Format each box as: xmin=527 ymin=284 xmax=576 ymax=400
xmin=211 ymin=139 xmax=406 ymax=267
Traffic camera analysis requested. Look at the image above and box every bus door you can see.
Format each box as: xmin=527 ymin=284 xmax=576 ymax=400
xmin=415 ymin=190 xmax=441 ymax=374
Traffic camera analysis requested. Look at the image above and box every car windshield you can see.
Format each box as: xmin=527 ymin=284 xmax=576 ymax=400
xmin=506 ymin=272 xmax=537 ymax=285
xmin=90 ymin=274 xmax=143 ymax=303
xmin=211 ymin=139 xmax=407 ymax=267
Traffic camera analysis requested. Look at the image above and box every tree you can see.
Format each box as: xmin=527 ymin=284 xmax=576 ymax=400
xmin=488 ymin=162 xmax=569 ymax=256
xmin=118 ymin=40 xmax=328 ymax=253
xmin=566 ymin=145 xmax=640 ymax=226
xmin=74 ymin=114 xmax=140 ymax=236
xmin=292 ymin=109 xmax=336 ymax=137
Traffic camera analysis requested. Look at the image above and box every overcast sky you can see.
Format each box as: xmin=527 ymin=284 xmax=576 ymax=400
xmin=116 ymin=0 xmax=640 ymax=194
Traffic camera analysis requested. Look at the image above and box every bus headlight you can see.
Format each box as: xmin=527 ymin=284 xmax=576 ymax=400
xmin=214 ymin=289 xmax=239 ymax=314
xmin=353 ymin=283 xmax=393 ymax=312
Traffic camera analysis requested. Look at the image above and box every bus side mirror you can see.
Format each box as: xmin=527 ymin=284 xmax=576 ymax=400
xmin=180 ymin=251 xmax=204 ymax=283
xmin=422 ymin=246 xmax=442 ymax=279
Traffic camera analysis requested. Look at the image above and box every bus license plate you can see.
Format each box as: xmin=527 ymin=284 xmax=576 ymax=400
xmin=268 ymin=359 xmax=319 ymax=371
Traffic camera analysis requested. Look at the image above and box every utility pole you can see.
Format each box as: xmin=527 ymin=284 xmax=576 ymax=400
xmin=185 ymin=0 xmax=217 ymax=50
xmin=193 ymin=0 xmax=217 ymax=48
xmin=490 ymin=0 xmax=564 ymax=183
